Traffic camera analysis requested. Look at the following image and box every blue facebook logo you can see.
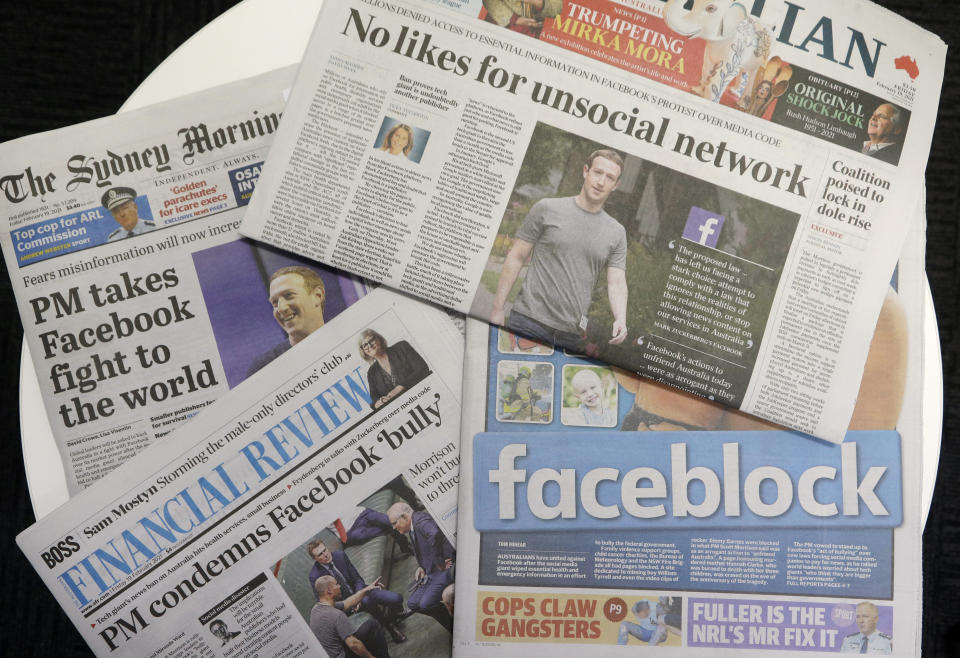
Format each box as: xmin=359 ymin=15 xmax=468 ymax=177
xmin=682 ymin=207 xmax=725 ymax=248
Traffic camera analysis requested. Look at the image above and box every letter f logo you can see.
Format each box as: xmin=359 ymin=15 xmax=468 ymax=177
xmin=697 ymin=217 xmax=719 ymax=245
xmin=682 ymin=207 xmax=725 ymax=248
xmin=489 ymin=444 xmax=527 ymax=520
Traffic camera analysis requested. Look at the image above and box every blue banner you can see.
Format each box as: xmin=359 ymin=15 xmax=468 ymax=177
xmin=228 ymin=161 xmax=263 ymax=207
xmin=12 ymin=197 xmax=154 ymax=266
xmin=474 ymin=431 xmax=902 ymax=532
xmin=478 ymin=527 xmax=893 ymax=599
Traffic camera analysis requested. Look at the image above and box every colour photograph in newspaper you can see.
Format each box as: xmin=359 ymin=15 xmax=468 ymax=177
xmin=273 ymin=475 xmax=456 ymax=657
xmin=30 ymin=233 xmax=364 ymax=474
xmin=476 ymin=0 xmax=925 ymax=166
xmin=471 ymin=121 xmax=799 ymax=409
xmin=18 ymin=290 xmax=462 ymax=657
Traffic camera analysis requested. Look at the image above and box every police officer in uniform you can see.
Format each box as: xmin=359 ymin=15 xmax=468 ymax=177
xmin=841 ymin=602 xmax=892 ymax=654
xmin=102 ymin=186 xmax=155 ymax=242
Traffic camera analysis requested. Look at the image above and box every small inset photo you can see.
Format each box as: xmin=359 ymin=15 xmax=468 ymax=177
xmin=496 ymin=360 xmax=553 ymax=423
xmin=356 ymin=326 xmax=431 ymax=410
xmin=373 ymin=116 xmax=430 ymax=163
xmin=207 ymin=618 xmax=242 ymax=647
xmin=497 ymin=328 xmax=554 ymax=355
xmin=837 ymin=601 xmax=893 ymax=654
xmin=192 ymin=239 xmax=366 ymax=388
xmin=561 ymin=365 xmax=617 ymax=427
xmin=617 ymin=596 xmax=682 ymax=647
xmin=273 ymin=477 xmax=454 ymax=658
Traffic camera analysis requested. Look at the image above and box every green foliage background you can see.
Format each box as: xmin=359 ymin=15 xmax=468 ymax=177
xmin=479 ymin=122 xmax=800 ymax=376
xmin=561 ymin=365 xmax=618 ymax=410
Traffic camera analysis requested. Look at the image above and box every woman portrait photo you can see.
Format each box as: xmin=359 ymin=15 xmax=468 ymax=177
xmin=374 ymin=117 xmax=430 ymax=163
xmin=380 ymin=123 xmax=414 ymax=158
xmin=359 ymin=329 xmax=430 ymax=409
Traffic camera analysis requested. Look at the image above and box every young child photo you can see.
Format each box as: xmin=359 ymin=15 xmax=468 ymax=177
xmin=561 ymin=365 xmax=617 ymax=427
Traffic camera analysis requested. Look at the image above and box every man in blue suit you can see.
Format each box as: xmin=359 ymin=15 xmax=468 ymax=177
xmin=387 ymin=502 xmax=455 ymax=632
xmin=306 ymin=539 xmax=407 ymax=643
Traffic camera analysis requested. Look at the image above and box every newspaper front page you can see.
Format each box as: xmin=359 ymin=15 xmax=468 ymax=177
xmin=0 ymin=66 xmax=369 ymax=494
xmin=451 ymin=199 xmax=926 ymax=657
xmin=17 ymin=289 xmax=462 ymax=657
xmin=239 ymin=0 xmax=943 ymax=443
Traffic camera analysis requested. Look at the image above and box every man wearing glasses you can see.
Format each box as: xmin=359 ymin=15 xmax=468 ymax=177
xmin=862 ymin=103 xmax=905 ymax=164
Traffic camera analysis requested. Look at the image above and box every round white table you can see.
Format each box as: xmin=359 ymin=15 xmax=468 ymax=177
xmin=18 ymin=0 xmax=944 ymax=525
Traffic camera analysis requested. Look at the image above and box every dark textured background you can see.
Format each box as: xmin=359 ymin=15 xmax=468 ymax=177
xmin=0 ymin=1 xmax=954 ymax=655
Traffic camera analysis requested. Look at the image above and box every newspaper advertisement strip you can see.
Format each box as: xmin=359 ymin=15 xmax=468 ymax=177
xmin=238 ymin=0 xmax=943 ymax=443
xmin=451 ymin=204 xmax=926 ymax=656
xmin=482 ymin=0 xmax=920 ymax=165
xmin=0 ymin=66 xmax=369 ymax=494
xmin=17 ymin=289 xmax=462 ymax=657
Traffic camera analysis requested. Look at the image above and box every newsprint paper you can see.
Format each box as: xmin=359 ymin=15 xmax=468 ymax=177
xmin=240 ymin=0 xmax=944 ymax=443
xmin=0 ymin=67 xmax=368 ymax=494
xmin=18 ymin=289 xmax=462 ymax=657
xmin=451 ymin=203 xmax=926 ymax=658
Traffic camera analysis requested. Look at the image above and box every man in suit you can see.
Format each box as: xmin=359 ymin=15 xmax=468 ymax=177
xmin=861 ymin=103 xmax=904 ymax=164
xmin=306 ymin=539 xmax=406 ymax=643
xmin=387 ymin=502 xmax=455 ymax=632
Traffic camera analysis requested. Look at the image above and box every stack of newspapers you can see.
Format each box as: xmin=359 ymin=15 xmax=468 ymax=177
xmin=4 ymin=0 xmax=942 ymax=655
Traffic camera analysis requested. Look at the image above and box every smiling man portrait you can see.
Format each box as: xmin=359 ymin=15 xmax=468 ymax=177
xmin=247 ymin=265 xmax=327 ymax=377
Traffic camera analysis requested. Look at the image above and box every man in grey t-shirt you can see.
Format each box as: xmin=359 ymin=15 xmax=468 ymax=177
xmin=490 ymin=149 xmax=628 ymax=349
xmin=309 ymin=575 xmax=391 ymax=658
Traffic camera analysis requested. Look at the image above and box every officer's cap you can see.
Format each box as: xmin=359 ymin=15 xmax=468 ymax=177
xmin=101 ymin=187 xmax=137 ymax=210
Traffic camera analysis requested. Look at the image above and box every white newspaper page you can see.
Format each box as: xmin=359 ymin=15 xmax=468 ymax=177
xmin=451 ymin=203 xmax=925 ymax=656
xmin=0 ymin=67 xmax=368 ymax=493
xmin=17 ymin=289 xmax=461 ymax=657
xmin=240 ymin=0 xmax=943 ymax=443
